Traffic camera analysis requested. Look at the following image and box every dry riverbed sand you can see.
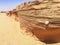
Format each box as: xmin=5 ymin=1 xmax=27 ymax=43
xmin=0 ymin=13 xmax=60 ymax=45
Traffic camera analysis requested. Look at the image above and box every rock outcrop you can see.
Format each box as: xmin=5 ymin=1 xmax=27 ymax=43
xmin=16 ymin=0 xmax=60 ymax=28
xmin=7 ymin=0 xmax=60 ymax=44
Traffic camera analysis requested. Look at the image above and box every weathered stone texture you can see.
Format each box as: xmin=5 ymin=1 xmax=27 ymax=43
xmin=16 ymin=0 xmax=60 ymax=44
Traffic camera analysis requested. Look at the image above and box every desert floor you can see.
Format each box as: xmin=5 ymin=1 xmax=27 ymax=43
xmin=0 ymin=13 xmax=60 ymax=45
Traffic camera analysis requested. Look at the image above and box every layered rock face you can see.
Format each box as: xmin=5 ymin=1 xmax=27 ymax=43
xmin=16 ymin=0 xmax=60 ymax=28
xmin=16 ymin=0 xmax=60 ymax=44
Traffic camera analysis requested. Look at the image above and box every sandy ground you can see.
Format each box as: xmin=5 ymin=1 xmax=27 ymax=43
xmin=0 ymin=13 xmax=60 ymax=45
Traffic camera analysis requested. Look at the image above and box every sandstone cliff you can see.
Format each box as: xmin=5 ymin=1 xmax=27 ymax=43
xmin=7 ymin=0 xmax=60 ymax=44
xmin=16 ymin=0 xmax=60 ymax=28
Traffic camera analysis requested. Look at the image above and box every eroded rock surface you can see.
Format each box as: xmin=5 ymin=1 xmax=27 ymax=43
xmin=7 ymin=0 xmax=60 ymax=44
